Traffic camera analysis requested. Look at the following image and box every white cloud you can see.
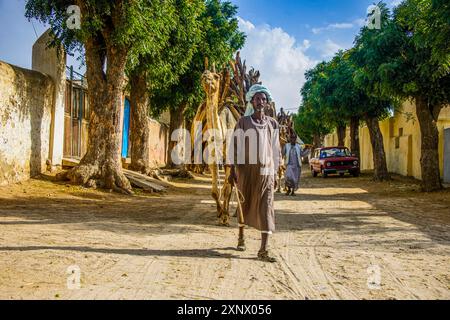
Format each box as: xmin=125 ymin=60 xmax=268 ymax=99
xmin=311 ymin=17 xmax=370 ymax=35
xmin=353 ymin=18 xmax=367 ymax=27
xmin=319 ymin=39 xmax=346 ymax=59
xmin=237 ymin=17 xmax=316 ymax=112
xmin=330 ymin=23 xmax=354 ymax=29
xmin=302 ymin=39 xmax=311 ymax=50
xmin=390 ymin=0 xmax=403 ymax=7
xmin=238 ymin=18 xmax=256 ymax=32
xmin=312 ymin=22 xmax=355 ymax=34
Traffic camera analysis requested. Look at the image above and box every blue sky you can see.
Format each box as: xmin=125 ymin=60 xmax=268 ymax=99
xmin=0 ymin=0 xmax=79 ymax=72
xmin=0 ymin=0 xmax=402 ymax=111
xmin=231 ymin=0 xmax=375 ymax=60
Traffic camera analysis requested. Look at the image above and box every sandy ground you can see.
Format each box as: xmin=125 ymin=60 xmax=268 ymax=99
xmin=0 ymin=169 xmax=449 ymax=300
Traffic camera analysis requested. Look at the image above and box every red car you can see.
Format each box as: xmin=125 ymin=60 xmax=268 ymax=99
xmin=310 ymin=147 xmax=360 ymax=178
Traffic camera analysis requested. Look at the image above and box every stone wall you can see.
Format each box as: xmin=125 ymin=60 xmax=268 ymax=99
xmin=32 ymin=29 xmax=66 ymax=168
xmin=148 ymin=118 xmax=169 ymax=167
xmin=0 ymin=61 xmax=54 ymax=186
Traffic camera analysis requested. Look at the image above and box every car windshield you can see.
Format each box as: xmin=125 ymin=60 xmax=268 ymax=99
xmin=320 ymin=148 xmax=351 ymax=158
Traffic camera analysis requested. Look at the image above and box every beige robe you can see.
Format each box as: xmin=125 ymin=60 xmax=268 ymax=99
xmin=232 ymin=116 xmax=281 ymax=233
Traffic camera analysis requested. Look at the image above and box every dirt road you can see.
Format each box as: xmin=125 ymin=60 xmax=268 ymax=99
xmin=0 ymin=171 xmax=449 ymax=300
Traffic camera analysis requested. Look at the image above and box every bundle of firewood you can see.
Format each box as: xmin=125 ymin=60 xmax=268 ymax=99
xmin=227 ymin=52 xmax=261 ymax=113
xmin=205 ymin=52 xmax=262 ymax=117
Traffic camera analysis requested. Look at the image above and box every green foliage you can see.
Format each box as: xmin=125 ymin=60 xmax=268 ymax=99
xmin=295 ymin=62 xmax=334 ymax=143
xmin=313 ymin=52 xmax=353 ymax=127
xmin=127 ymin=0 xmax=205 ymax=95
xmin=202 ymin=0 xmax=245 ymax=66
xmin=149 ymin=0 xmax=246 ymax=119
xmin=25 ymin=0 xmax=161 ymax=57
xmin=26 ymin=0 xmax=245 ymax=122
xmin=352 ymin=0 xmax=450 ymax=108
xmin=297 ymin=48 xmax=392 ymax=142
xmin=294 ymin=104 xmax=332 ymax=145
xmin=396 ymin=0 xmax=450 ymax=78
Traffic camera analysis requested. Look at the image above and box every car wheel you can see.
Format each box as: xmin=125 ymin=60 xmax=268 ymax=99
xmin=352 ymin=172 xmax=360 ymax=177
xmin=339 ymin=173 xmax=345 ymax=177
xmin=322 ymin=171 xmax=328 ymax=178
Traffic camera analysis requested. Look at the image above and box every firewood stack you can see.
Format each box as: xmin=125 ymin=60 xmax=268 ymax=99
xmin=215 ymin=52 xmax=263 ymax=116
xmin=189 ymin=52 xmax=269 ymax=173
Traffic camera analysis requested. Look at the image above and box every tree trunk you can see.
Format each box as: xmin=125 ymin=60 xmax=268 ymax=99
xmin=167 ymin=105 xmax=186 ymax=168
xmin=184 ymin=117 xmax=193 ymax=171
xmin=313 ymin=133 xmax=322 ymax=150
xmin=415 ymin=96 xmax=442 ymax=192
xmin=66 ymin=37 xmax=132 ymax=194
xmin=337 ymin=124 xmax=346 ymax=147
xmin=129 ymin=72 xmax=151 ymax=174
xmin=365 ymin=115 xmax=390 ymax=181
xmin=350 ymin=116 xmax=360 ymax=159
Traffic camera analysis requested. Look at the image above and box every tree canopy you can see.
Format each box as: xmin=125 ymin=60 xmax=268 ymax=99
xmin=26 ymin=0 xmax=172 ymax=65
xmin=352 ymin=1 xmax=449 ymax=109
xmin=126 ymin=0 xmax=205 ymax=94
xmin=149 ymin=0 xmax=246 ymax=119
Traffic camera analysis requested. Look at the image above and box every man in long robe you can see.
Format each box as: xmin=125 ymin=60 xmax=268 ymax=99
xmin=283 ymin=133 xmax=310 ymax=196
xmin=228 ymin=85 xmax=281 ymax=263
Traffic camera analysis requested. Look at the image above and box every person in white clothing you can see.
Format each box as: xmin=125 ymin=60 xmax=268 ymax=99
xmin=283 ymin=134 xmax=310 ymax=196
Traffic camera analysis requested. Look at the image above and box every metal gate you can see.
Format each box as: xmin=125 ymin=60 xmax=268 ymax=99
xmin=63 ymin=67 xmax=89 ymax=160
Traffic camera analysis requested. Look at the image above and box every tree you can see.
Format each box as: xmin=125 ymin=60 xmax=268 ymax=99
xmin=316 ymin=53 xmax=352 ymax=148
xmin=127 ymin=0 xmax=204 ymax=174
xmin=309 ymin=59 xmax=349 ymax=147
xmin=149 ymin=0 xmax=246 ymax=167
xmin=352 ymin=4 xmax=395 ymax=181
xmin=297 ymin=62 xmax=334 ymax=149
xmin=352 ymin=0 xmax=450 ymax=191
xmin=324 ymin=52 xmax=360 ymax=157
xmin=330 ymin=49 xmax=392 ymax=181
xmin=26 ymin=0 xmax=172 ymax=193
xmin=400 ymin=0 xmax=450 ymax=78
xmin=294 ymin=104 xmax=332 ymax=148
xmin=299 ymin=47 xmax=393 ymax=181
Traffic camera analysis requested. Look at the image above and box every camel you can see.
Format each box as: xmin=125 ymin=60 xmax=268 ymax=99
xmin=191 ymin=53 xmax=263 ymax=226
xmin=197 ymin=68 xmax=235 ymax=226
xmin=193 ymin=52 xmax=292 ymax=225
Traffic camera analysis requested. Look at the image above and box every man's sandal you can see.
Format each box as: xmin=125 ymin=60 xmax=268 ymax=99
xmin=257 ymin=250 xmax=277 ymax=263
xmin=237 ymin=238 xmax=246 ymax=251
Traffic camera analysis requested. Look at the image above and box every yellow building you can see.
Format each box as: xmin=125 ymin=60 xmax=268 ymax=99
xmin=324 ymin=101 xmax=450 ymax=181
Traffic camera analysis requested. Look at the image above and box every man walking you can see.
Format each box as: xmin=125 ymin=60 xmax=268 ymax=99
xmin=228 ymin=84 xmax=281 ymax=263
xmin=283 ymin=133 xmax=309 ymax=196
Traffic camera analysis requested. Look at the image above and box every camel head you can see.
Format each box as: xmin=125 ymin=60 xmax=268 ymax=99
xmin=201 ymin=70 xmax=221 ymax=97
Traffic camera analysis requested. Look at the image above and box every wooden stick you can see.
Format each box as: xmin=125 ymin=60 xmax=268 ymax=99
xmin=234 ymin=186 xmax=245 ymax=226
